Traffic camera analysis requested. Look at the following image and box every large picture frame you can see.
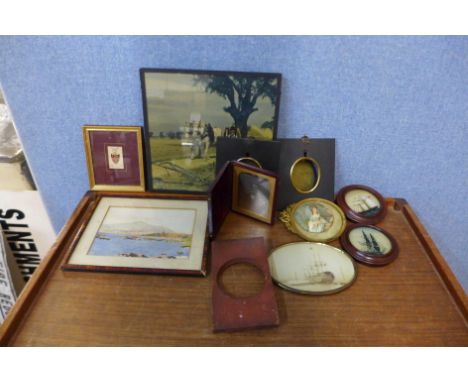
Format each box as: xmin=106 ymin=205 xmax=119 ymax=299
xmin=140 ymin=68 xmax=282 ymax=194
xmin=62 ymin=193 xmax=209 ymax=276
xmin=83 ymin=125 xmax=146 ymax=192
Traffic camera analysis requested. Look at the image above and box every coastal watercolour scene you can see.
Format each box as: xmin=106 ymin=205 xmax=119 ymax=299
xmin=87 ymin=206 xmax=196 ymax=259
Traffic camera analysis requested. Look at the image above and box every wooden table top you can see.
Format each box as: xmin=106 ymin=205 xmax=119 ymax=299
xmin=1 ymin=195 xmax=467 ymax=346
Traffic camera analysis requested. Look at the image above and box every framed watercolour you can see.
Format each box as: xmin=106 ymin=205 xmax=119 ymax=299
xmin=268 ymin=242 xmax=357 ymax=295
xmin=279 ymin=197 xmax=346 ymax=242
xmin=340 ymin=224 xmax=399 ymax=266
xmin=140 ymin=68 xmax=282 ymax=194
xmin=335 ymin=184 xmax=387 ymax=224
xmin=62 ymin=193 xmax=209 ymax=276
xmin=83 ymin=125 xmax=145 ymax=192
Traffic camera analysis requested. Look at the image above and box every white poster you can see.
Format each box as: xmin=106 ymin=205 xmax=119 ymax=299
xmin=0 ymin=231 xmax=16 ymax=322
xmin=0 ymin=191 xmax=56 ymax=285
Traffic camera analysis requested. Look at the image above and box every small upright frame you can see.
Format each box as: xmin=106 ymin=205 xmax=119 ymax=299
xmin=83 ymin=125 xmax=145 ymax=192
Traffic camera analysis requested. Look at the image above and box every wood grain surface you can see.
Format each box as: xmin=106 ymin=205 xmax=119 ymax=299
xmin=1 ymin=195 xmax=467 ymax=346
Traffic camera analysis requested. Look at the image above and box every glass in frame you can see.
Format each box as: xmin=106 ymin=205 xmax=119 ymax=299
xmin=232 ymin=162 xmax=278 ymax=224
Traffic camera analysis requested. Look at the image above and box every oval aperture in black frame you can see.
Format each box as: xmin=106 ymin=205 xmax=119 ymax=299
xmin=289 ymin=156 xmax=321 ymax=194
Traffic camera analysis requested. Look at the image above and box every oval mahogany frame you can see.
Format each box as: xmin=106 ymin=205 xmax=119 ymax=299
xmin=340 ymin=224 xmax=399 ymax=266
xmin=335 ymin=184 xmax=387 ymax=224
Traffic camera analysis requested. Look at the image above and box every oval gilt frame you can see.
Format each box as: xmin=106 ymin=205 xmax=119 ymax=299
xmin=268 ymin=242 xmax=357 ymax=295
xmin=289 ymin=156 xmax=321 ymax=194
xmin=279 ymin=197 xmax=346 ymax=243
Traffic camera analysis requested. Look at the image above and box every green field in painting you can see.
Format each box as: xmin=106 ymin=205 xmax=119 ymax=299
xmin=150 ymin=138 xmax=216 ymax=192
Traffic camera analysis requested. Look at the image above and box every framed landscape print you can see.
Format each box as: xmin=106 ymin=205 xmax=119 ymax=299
xmin=83 ymin=125 xmax=145 ymax=192
xmin=62 ymin=195 xmax=209 ymax=276
xmin=140 ymin=68 xmax=282 ymax=193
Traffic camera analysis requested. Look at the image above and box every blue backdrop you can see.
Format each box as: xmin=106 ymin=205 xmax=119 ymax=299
xmin=0 ymin=36 xmax=466 ymax=291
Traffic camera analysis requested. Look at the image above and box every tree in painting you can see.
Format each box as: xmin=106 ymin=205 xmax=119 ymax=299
xmin=195 ymin=75 xmax=278 ymax=138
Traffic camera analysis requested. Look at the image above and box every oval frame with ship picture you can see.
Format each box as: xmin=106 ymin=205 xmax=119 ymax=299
xmin=335 ymin=184 xmax=387 ymax=224
xmin=279 ymin=197 xmax=346 ymax=242
xmin=340 ymin=224 xmax=399 ymax=266
xmin=268 ymin=242 xmax=357 ymax=295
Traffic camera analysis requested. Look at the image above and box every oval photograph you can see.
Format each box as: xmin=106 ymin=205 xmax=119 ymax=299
xmin=268 ymin=242 xmax=357 ymax=295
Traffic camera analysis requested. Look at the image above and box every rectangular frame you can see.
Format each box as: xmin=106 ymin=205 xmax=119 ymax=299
xmin=62 ymin=193 xmax=209 ymax=276
xmin=83 ymin=125 xmax=146 ymax=192
xmin=231 ymin=162 xmax=278 ymax=224
xmin=140 ymin=68 xmax=282 ymax=194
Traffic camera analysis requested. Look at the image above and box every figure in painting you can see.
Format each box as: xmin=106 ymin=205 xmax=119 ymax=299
xmin=307 ymin=206 xmax=330 ymax=233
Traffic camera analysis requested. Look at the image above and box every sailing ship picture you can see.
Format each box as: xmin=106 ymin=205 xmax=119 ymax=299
xmin=87 ymin=206 xmax=195 ymax=259
xmin=141 ymin=69 xmax=281 ymax=192
xmin=344 ymin=189 xmax=381 ymax=217
xmin=287 ymin=252 xmax=342 ymax=288
xmin=268 ymin=242 xmax=356 ymax=294
xmin=348 ymin=227 xmax=392 ymax=256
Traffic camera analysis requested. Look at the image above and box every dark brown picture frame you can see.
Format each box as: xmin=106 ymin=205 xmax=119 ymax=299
xmin=61 ymin=191 xmax=209 ymax=276
xmin=340 ymin=224 xmax=399 ymax=266
xmin=140 ymin=68 xmax=282 ymax=194
xmin=335 ymin=184 xmax=387 ymax=224
xmin=231 ymin=161 xmax=278 ymax=224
